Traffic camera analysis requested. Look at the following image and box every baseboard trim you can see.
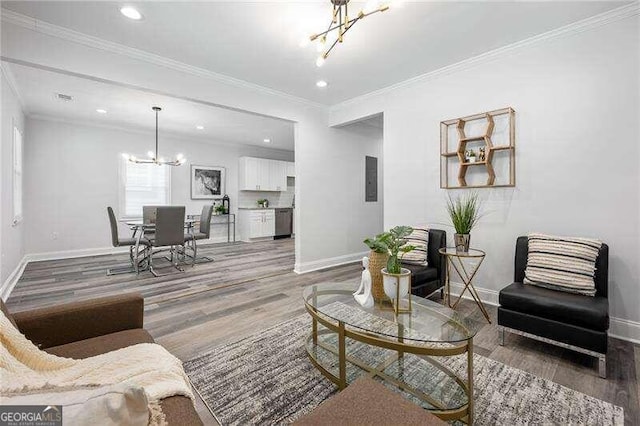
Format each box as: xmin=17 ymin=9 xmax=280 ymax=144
xmin=25 ymin=246 xmax=129 ymax=263
xmin=448 ymin=282 xmax=640 ymax=345
xmin=0 ymin=255 xmax=29 ymax=302
xmin=294 ymin=251 xmax=367 ymax=274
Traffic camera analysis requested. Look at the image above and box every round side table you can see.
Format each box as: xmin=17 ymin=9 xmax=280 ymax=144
xmin=439 ymin=247 xmax=491 ymax=323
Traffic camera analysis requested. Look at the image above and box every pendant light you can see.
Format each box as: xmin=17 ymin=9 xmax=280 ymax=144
xmin=122 ymin=107 xmax=185 ymax=166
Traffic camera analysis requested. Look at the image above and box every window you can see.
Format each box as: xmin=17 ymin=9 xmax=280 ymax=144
xmin=120 ymin=157 xmax=171 ymax=218
xmin=13 ymin=125 xmax=23 ymax=225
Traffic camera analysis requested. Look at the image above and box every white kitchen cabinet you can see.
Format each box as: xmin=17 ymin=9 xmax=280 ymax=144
xmin=239 ymin=157 xmax=289 ymax=191
xmin=239 ymin=209 xmax=275 ymax=241
xmin=270 ymin=160 xmax=287 ymax=191
xmin=286 ymin=162 xmax=295 ymax=177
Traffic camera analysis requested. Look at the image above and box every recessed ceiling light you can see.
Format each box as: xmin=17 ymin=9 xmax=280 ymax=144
xmin=316 ymin=80 xmax=328 ymax=88
xmin=120 ymin=6 xmax=142 ymax=20
xmin=96 ymin=108 xmax=107 ymax=114
xmin=263 ymin=138 xmax=271 ymax=143
xmin=196 ymin=125 xmax=204 ymax=130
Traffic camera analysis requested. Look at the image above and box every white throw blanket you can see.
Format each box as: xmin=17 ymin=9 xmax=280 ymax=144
xmin=0 ymin=312 xmax=194 ymax=425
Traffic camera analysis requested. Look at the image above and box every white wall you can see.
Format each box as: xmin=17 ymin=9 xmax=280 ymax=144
xmin=2 ymin=17 xmax=380 ymax=270
xmin=330 ymin=16 xmax=640 ymax=329
xmin=1 ymin=71 xmax=26 ymax=285
xmin=24 ymin=117 xmax=292 ymax=255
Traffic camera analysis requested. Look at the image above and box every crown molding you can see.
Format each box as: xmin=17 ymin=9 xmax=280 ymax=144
xmin=331 ymin=2 xmax=640 ymax=112
xmin=0 ymin=8 xmax=326 ymax=110
xmin=0 ymin=61 xmax=28 ymax=113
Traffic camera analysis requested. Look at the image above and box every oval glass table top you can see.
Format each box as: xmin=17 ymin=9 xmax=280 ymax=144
xmin=302 ymin=281 xmax=477 ymax=345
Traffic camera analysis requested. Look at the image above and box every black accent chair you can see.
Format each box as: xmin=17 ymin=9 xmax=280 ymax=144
xmin=498 ymin=236 xmax=609 ymax=378
xmin=403 ymin=229 xmax=447 ymax=298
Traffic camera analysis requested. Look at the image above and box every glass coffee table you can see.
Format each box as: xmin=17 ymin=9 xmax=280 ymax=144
xmin=303 ymin=281 xmax=477 ymax=424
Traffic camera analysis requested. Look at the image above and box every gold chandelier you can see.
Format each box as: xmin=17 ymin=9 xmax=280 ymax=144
xmin=309 ymin=0 xmax=395 ymax=66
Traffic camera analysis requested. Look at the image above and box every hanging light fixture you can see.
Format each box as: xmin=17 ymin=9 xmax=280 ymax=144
xmin=122 ymin=107 xmax=185 ymax=166
xmin=308 ymin=0 xmax=394 ymax=66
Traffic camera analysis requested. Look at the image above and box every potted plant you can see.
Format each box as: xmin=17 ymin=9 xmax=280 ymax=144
xmin=257 ymin=199 xmax=269 ymax=208
xmin=363 ymin=234 xmax=390 ymax=302
xmin=446 ymin=192 xmax=482 ymax=253
xmin=365 ymin=226 xmax=415 ymax=307
xmin=466 ymin=149 xmax=477 ymax=163
xmin=215 ymin=204 xmax=227 ymax=215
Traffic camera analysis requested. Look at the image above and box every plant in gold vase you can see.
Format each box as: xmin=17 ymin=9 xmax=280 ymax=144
xmin=446 ymin=192 xmax=482 ymax=253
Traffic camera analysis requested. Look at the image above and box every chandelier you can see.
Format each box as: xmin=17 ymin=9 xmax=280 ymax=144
xmin=123 ymin=106 xmax=185 ymax=166
xmin=309 ymin=0 xmax=395 ymax=66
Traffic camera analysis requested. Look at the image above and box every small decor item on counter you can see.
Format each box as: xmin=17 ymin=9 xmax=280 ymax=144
xmin=365 ymin=226 xmax=415 ymax=313
xmin=222 ymin=194 xmax=230 ymax=215
xmin=214 ymin=203 xmax=227 ymax=215
xmin=257 ymin=199 xmax=269 ymax=208
xmin=478 ymin=147 xmax=486 ymax=161
xmin=465 ymin=149 xmax=477 ymax=163
xmin=446 ymin=192 xmax=482 ymax=253
xmin=353 ymin=257 xmax=374 ymax=308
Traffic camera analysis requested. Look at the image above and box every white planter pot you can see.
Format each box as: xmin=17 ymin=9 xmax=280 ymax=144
xmin=381 ymin=268 xmax=411 ymax=300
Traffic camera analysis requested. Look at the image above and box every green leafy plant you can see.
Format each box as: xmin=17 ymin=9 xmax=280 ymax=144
xmin=446 ymin=192 xmax=482 ymax=234
xmin=364 ymin=226 xmax=416 ymax=274
xmin=215 ymin=204 xmax=227 ymax=214
xmin=257 ymin=199 xmax=268 ymax=205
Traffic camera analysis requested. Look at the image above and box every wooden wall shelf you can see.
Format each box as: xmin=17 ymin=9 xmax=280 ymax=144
xmin=440 ymin=107 xmax=515 ymax=189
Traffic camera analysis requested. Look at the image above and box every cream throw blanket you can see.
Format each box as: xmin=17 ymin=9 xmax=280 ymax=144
xmin=0 ymin=312 xmax=193 ymax=425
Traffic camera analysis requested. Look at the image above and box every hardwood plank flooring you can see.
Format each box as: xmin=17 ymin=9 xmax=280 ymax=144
xmin=6 ymin=239 xmax=639 ymax=425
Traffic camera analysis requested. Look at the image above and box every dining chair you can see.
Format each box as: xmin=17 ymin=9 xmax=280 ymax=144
xmin=148 ymin=206 xmax=186 ymax=277
xmin=106 ymin=207 xmax=150 ymax=275
xmin=184 ymin=204 xmax=214 ymax=265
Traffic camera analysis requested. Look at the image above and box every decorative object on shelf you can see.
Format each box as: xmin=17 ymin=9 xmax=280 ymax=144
xmin=122 ymin=107 xmax=186 ymax=166
xmin=191 ymin=165 xmax=226 ymax=199
xmin=446 ymin=192 xmax=482 ymax=253
xmin=257 ymin=199 xmax=269 ymax=208
xmin=306 ymin=0 xmax=397 ymax=66
xmin=440 ymin=107 xmax=515 ymax=189
xmin=353 ymin=257 xmax=374 ymax=308
xmin=365 ymin=226 xmax=415 ymax=313
xmin=465 ymin=149 xmax=477 ymax=163
xmin=478 ymin=147 xmax=486 ymax=162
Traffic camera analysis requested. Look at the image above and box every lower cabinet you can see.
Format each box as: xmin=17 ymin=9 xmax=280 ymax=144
xmin=239 ymin=209 xmax=275 ymax=241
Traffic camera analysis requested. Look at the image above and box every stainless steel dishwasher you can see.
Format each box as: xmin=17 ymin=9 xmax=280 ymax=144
xmin=274 ymin=208 xmax=293 ymax=239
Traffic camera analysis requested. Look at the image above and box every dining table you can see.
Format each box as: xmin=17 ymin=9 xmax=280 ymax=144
xmin=122 ymin=218 xmax=199 ymax=272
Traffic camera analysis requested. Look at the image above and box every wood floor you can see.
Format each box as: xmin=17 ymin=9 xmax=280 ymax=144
xmin=7 ymin=239 xmax=640 ymax=425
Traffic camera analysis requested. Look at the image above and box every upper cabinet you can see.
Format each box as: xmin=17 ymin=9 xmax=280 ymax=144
xmin=239 ymin=157 xmax=294 ymax=191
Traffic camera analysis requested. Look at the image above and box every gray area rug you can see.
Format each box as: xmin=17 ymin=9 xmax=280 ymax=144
xmin=184 ymin=313 xmax=623 ymax=425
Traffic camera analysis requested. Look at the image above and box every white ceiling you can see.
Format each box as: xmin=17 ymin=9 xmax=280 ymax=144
xmin=7 ymin=62 xmax=295 ymax=150
xmin=2 ymin=1 xmax=628 ymax=105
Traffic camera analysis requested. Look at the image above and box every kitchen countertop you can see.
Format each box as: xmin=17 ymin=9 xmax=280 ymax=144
xmin=238 ymin=206 xmax=294 ymax=210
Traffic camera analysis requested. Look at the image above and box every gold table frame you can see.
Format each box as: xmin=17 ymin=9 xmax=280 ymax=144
xmin=440 ymin=247 xmax=491 ymax=323
xmin=303 ymin=287 xmax=474 ymax=424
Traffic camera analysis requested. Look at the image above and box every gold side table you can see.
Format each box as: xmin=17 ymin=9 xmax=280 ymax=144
xmin=439 ymin=247 xmax=491 ymax=323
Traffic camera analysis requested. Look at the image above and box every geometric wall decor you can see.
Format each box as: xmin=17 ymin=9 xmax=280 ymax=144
xmin=440 ymin=107 xmax=515 ymax=189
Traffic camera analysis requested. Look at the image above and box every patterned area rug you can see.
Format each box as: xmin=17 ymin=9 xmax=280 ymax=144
xmin=184 ymin=314 xmax=623 ymax=425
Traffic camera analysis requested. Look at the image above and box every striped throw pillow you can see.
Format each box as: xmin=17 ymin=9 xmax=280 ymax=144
xmin=401 ymin=228 xmax=429 ymax=266
xmin=524 ymin=233 xmax=602 ymax=296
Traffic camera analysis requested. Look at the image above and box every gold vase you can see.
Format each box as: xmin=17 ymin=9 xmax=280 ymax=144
xmin=369 ymin=250 xmax=389 ymax=302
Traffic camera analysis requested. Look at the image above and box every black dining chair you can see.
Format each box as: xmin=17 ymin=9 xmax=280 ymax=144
xmin=148 ymin=206 xmax=186 ymax=277
xmin=106 ymin=207 xmax=150 ymax=275
xmin=184 ymin=205 xmax=214 ymax=265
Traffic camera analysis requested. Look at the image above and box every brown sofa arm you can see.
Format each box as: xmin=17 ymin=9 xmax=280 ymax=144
xmin=12 ymin=293 xmax=144 ymax=349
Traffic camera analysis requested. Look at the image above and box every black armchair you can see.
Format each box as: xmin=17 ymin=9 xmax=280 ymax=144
xmin=497 ymin=236 xmax=609 ymax=378
xmin=403 ymin=229 xmax=447 ymax=298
